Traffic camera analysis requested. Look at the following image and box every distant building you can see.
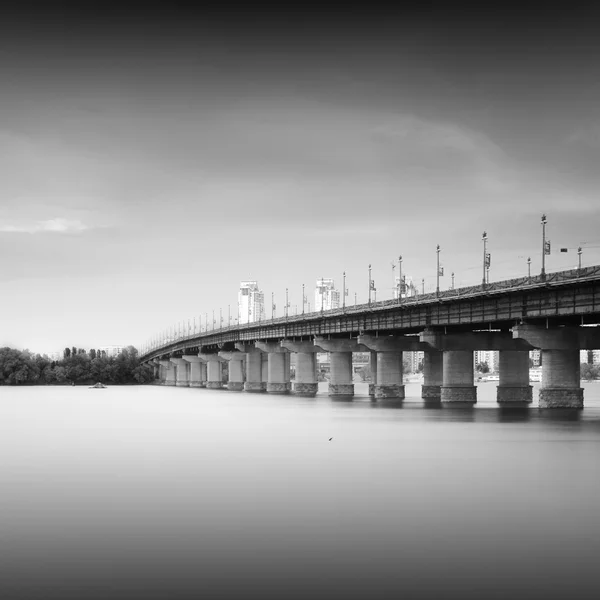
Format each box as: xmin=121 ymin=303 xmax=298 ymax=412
xmin=98 ymin=345 xmax=124 ymax=358
xmin=393 ymin=275 xmax=418 ymax=299
xmin=238 ymin=281 xmax=265 ymax=324
xmin=475 ymin=350 xmax=499 ymax=372
xmin=314 ymin=278 xmax=340 ymax=312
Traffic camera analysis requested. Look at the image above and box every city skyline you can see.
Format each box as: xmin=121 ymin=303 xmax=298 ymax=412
xmin=2 ymin=4 xmax=600 ymax=353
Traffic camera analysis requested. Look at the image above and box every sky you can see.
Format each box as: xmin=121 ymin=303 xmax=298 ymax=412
xmin=1 ymin=3 xmax=600 ymax=354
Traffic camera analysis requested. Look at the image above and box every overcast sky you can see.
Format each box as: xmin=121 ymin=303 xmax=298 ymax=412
xmin=1 ymin=3 xmax=600 ymax=354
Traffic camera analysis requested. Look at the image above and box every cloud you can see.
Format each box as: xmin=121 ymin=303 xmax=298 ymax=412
xmin=0 ymin=218 xmax=89 ymax=234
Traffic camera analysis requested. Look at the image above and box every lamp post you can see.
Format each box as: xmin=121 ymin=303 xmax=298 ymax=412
xmin=285 ymin=288 xmax=289 ymax=318
xmin=436 ymin=245 xmax=441 ymax=295
xmin=342 ymin=271 xmax=346 ymax=310
xmin=398 ymin=255 xmax=402 ymax=303
xmin=212 ymin=310 xmax=215 ymax=331
xmin=368 ymin=264 xmax=372 ymax=305
xmin=320 ymin=277 xmax=324 ymax=314
xmin=219 ymin=308 xmax=222 ymax=330
xmin=422 ymin=278 xmax=425 ymax=295
xmin=354 ymin=292 xmax=357 ymax=307
xmin=578 ymin=246 xmax=582 ymax=273
xmin=482 ymin=231 xmax=487 ymax=286
xmin=541 ymin=214 xmax=547 ymax=279
xmin=302 ymin=283 xmax=305 ymax=314
xmin=452 ymin=272 xmax=455 ymax=289
xmin=228 ymin=304 xmax=231 ymax=326
xmin=271 ymin=292 xmax=274 ymax=319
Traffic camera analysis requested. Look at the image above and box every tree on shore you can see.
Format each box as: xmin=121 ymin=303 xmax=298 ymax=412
xmin=0 ymin=346 xmax=153 ymax=385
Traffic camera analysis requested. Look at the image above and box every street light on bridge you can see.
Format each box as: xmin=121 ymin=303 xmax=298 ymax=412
xmin=302 ymin=283 xmax=305 ymax=314
xmin=398 ymin=255 xmax=402 ymax=304
xmin=482 ymin=232 xmax=488 ymax=287
xmin=436 ymin=245 xmax=442 ymax=295
xmin=541 ymin=214 xmax=549 ymax=279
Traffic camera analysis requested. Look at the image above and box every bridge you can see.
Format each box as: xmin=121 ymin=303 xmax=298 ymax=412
xmin=140 ymin=265 xmax=600 ymax=408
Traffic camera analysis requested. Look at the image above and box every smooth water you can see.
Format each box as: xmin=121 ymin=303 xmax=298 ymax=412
xmin=1 ymin=383 xmax=599 ymax=600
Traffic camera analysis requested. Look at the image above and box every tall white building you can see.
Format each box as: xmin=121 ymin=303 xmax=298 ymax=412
xmin=238 ymin=281 xmax=265 ymax=324
xmin=314 ymin=278 xmax=340 ymax=312
xmin=393 ymin=275 xmax=418 ymax=299
xmin=475 ymin=350 xmax=499 ymax=372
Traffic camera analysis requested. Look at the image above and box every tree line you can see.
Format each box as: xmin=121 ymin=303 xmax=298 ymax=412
xmin=0 ymin=346 xmax=154 ymax=385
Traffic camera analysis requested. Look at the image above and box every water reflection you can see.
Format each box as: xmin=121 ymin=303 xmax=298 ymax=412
xmin=0 ymin=383 xmax=599 ymax=600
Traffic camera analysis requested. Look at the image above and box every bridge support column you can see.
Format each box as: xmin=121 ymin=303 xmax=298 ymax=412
xmin=159 ymin=360 xmax=176 ymax=386
xmin=441 ymin=351 xmax=476 ymax=403
xmin=150 ymin=360 xmax=161 ymax=383
xmin=422 ymin=350 xmax=442 ymax=399
xmin=219 ymin=352 xmax=246 ymax=391
xmin=200 ymin=354 xmax=224 ymax=389
xmin=329 ymin=352 xmax=354 ymax=397
xmin=369 ymin=351 xmax=377 ymax=397
xmin=315 ymin=337 xmax=374 ymax=398
xmin=255 ymin=342 xmax=291 ymax=394
xmin=540 ymin=350 xmax=583 ymax=408
xmin=512 ymin=324 xmax=585 ymax=408
xmin=182 ymin=356 xmax=205 ymax=387
xmin=280 ymin=340 xmax=325 ymax=397
xmin=374 ymin=351 xmax=404 ymax=399
xmin=294 ymin=353 xmax=318 ymax=396
xmin=497 ymin=351 xmax=532 ymax=404
xmin=236 ymin=344 xmax=265 ymax=392
xmin=170 ymin=358 xmax=190 ymax=387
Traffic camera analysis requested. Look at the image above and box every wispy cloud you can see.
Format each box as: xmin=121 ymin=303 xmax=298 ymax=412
xmin=0 ymin=218 xmax=89 ymax=234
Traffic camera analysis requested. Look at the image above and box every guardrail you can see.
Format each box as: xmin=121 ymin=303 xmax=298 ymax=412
xmin=140 ymin=264 xmax=600 ymax=358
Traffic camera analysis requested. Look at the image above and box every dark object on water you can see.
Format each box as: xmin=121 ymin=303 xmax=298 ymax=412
xmin=89 ymin=382 xmax=107 ymax=389
xmin=71 ymin=382 xmax=75 ymax=386
xmin=329 ymin=437 xmax=333 ymax=441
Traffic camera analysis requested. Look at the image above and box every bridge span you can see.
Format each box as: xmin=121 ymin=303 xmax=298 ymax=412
xmin=140 ymin=265 xmax=600 ymax=408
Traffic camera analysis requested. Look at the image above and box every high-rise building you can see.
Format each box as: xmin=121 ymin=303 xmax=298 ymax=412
xmin=475 ymin=350 xmax=499 ymax=372
xmin=238 ymin=281 xmax=265 ymax=324
xmin=393 ymin=275 xmax=418 ymax=299
xmin=314 ymin=278 xmax=340 ymax=312
xmin=98 ymin=345 xmax=124 ymax=358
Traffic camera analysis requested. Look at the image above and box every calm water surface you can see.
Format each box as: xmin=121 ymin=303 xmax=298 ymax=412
xmin=1 ymin=382 xmax=599 ymax=600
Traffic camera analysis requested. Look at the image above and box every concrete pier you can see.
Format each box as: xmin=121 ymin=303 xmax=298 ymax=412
xmin=441 ymin=350 xmax=476 ymax=403
xmin=374 ymin=351 xmax=404 ymax=399
xmin=540 ymin=349 xmax=583 ymax=408
xmin=200 ymin=354 xmax=224 ymax=389
xmin=497 ymin=350 xmax=532 ymax=404
xmin=255 ymin=342 xmax=291 ymax=394
xmin=513 ymin=324 xmax=585 ymax=408
xmin=182 ymin=356 xmax=206 ymax=387
xmin=219 ymin=351 xmax=246 ymax=391
xmin=329 ymin=352 xmax=354 ymax=397
xmin=314 ymin=337 xmax=367 ymax=398
xmin=369 ymin=351 xmax=377 ymax=398
xmin=159 ymin=359 xmax=176 ymax=386
xmin=357 ymin=334 xmax=420 ymax=400
xmin=422 ymin=350 xmax=442 ymax=400
xmin=280 ymin=340 xmax=323 ymax=397
xmin=236 ymin=343 xmax=266 ymax=392
xmin=170 ymin=357 xmax=190 ymax=387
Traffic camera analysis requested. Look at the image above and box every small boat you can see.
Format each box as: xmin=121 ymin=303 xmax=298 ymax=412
xmin=89 ymin=382 xmax=107 ymax=389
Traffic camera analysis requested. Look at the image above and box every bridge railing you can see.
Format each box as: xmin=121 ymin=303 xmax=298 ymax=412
xmin=141 ymin=264 xmax=600 ymax=357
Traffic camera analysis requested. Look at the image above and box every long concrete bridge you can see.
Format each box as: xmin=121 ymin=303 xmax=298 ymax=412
xmin=140 ymin=265 xmax=600 ymax=408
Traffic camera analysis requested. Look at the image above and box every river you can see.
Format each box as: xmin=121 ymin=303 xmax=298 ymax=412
xmin=1 ymin=382 xmax=599 ymax=600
